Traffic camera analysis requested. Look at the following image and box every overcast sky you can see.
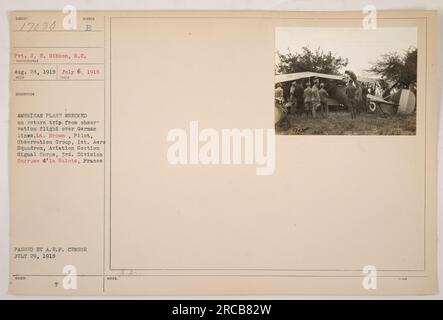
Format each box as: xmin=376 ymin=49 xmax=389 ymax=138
xmin=276 ymin=27 xmax=417 ymax=77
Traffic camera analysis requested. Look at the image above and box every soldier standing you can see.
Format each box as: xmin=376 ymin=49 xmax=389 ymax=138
xmin=355 ymin=83 xmax=363 ymax=114
xmin=345 ymin=79 xmax=357 ymax=119
xmin=311 ymin=80 xmax=321 ymax=119
xmin=288 ymin=82 xmax=297 ymax=115
xmin=303 ymin=82 xmax=312 ymax=118
xmin=319 ymin=83 xmax=329 ymax=117
xmin=275 ymin=83 xmax=284 ymax=105
xmin=294 ymin=81 xmax=305 ymax=117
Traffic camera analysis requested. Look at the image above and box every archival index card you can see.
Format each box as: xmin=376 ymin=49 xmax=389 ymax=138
xmin=9 ymin=10 xmax=438 ymax=295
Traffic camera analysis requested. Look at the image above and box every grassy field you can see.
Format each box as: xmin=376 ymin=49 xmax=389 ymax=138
xmin=276 ymin=111 xmax=416 ymax=135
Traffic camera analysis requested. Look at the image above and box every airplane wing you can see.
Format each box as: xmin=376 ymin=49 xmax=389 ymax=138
xmin=275 ymin=71 xmax=343 ymax=84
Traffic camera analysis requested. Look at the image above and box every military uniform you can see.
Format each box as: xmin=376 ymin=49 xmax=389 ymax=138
xmin=304 ymin=86 xmax=312 ymax=117
xmin=294 ymin=84 xmax=305 ymax=116
xmin=319 ymin=87 xmax=329 ymax=117
xmin=345 ymin=83 xmax=357 ymax=119
xmin=311 ymin=84 xmax=321 ymax=118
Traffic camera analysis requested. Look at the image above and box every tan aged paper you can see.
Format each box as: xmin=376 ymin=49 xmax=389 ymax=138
xmin=9 ymin=10 xmax=438 ymax=295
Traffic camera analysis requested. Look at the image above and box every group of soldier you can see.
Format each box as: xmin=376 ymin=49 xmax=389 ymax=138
xmin=275 ymin=78 xmax=369 ymax=119
xmin=344 ymin=79 xmax=366 ymax=119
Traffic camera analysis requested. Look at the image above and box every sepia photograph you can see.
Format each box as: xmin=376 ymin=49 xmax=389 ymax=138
xmin=275 ymin=27 xmax=417 ymax=135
